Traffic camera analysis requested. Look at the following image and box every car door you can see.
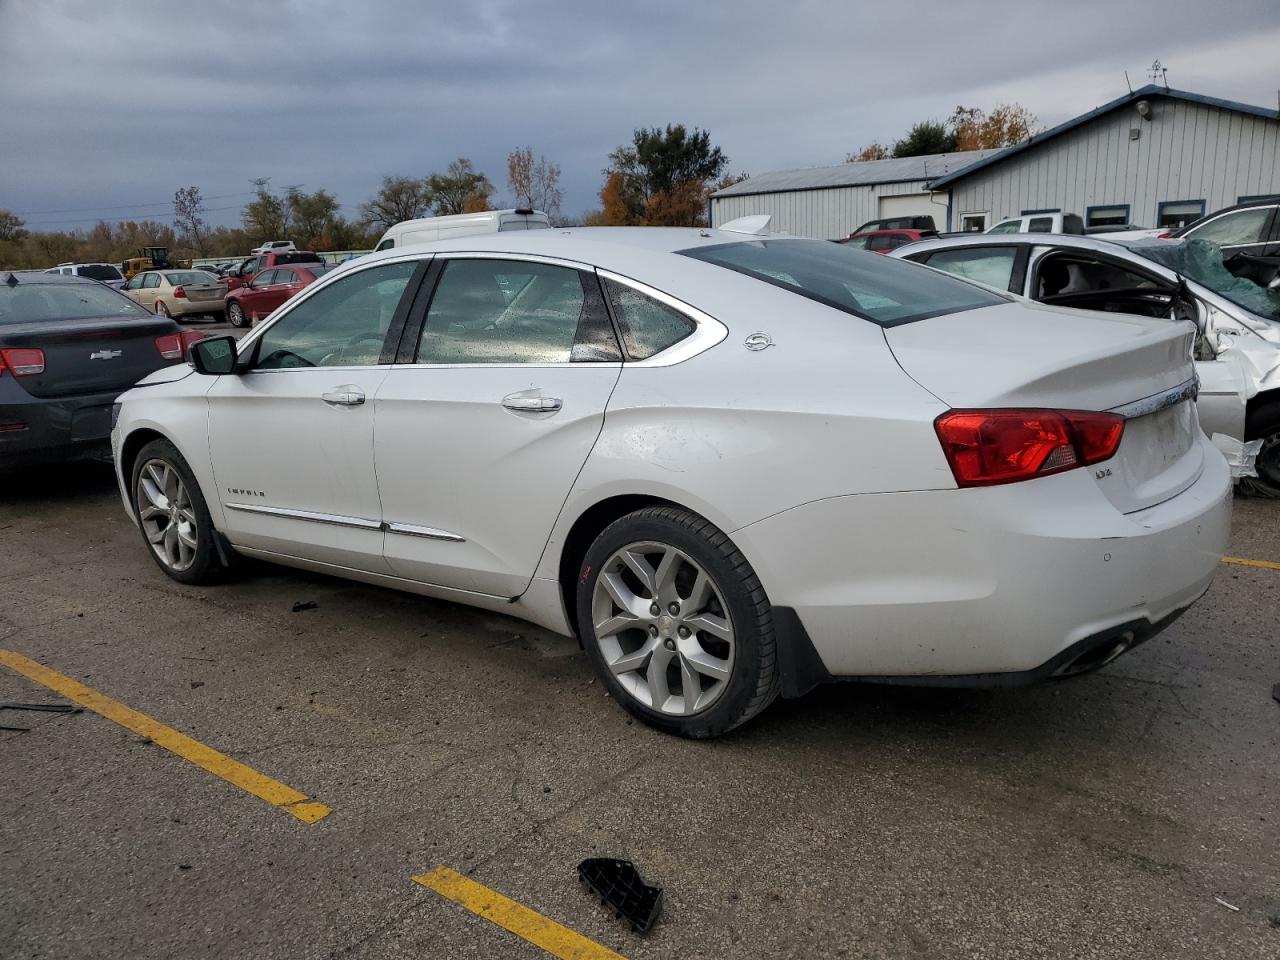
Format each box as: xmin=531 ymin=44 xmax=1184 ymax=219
xmin=1023 ymin=246 xmax=1247 ymax=443
xmin=237 ymin=269 xmax=278 ymax=319
xmin=205 ymin=258 xmax=424 ymax=572
xmin=374 ymin=255 xmax=623 ymax=597
xmin=1186 ymin=206 xmax=1278 ymax=257
xmin=262 ymin=268 xmax=302 ymax=314
xmin=137 ymin=272 xmax=161 ymax=309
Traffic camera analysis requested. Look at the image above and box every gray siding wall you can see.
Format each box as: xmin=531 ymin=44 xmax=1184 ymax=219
xmin=949 ymin=98 xmax=1280 ymax=227
xmin=710 ymin=180 xmax=945 ymax=239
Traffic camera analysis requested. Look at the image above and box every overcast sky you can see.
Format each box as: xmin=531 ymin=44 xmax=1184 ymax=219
xmin=2 ymin=0 xmax=1278 ymax=231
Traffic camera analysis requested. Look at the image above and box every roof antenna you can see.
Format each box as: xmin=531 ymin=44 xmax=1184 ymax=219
xmin=1124 ymin=70 xmax=1133 ymax=95
xmin=5 ymin=273 xmax=17 ymax=288
xmin=1147 ymin=59 xmax=1169 ymax=89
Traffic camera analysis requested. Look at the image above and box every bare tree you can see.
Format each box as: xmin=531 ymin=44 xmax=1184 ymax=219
xmin=172 ymin=186 xmax=209 ymax=255
xmin=360 ymin=175 xmax=433 ymax=229
xmin=507 ymin=147 xmax=563 ymax=221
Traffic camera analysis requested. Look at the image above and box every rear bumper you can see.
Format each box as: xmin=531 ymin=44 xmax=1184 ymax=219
xmin=733 ymin=432 xmax=1232 ymax=679
xmin=170 ymin=298 xmax=225 ymax=316
xmin=0 ymin=381 xmax=124 ymax=467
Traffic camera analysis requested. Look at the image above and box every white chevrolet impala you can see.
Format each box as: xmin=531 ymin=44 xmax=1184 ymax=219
xmin=111 ymin=223 xmax=1231 ymax=737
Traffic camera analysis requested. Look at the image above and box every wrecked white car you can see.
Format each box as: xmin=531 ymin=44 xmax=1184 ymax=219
xmin=892 ymin=234 xmax=1280 ymax=495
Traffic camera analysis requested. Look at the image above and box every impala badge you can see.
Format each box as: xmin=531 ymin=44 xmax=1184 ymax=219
xmin=90 ymin=349 xmax=122 ymax=360
xmin=744 ymin=333 xmax=773 ymax=351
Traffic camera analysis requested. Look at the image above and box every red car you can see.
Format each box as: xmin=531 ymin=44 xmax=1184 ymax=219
xmin=218 ymin=250 xmax=325 ymax=291
xmin=841 ymin=228 xmax=936 ymax=254
xmin=224 ymin=263 xmax=334 ymax=328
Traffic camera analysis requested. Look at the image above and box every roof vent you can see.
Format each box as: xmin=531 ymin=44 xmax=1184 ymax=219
xmin=718 ymin=214 xmax=772 ymax=236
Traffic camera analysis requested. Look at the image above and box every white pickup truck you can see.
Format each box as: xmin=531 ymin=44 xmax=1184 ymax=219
xmin=987 ymin=212 xmax=1085 ymax=235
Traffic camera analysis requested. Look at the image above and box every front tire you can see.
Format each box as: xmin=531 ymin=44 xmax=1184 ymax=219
xmin=130 ymin=439 xmax=227 ymax=584
xmin=227 ymin=300 xmax=247 ymax=328
xmin=1241 ymin=401 xmax=1280 ymax=498
xmin=576 ymin=506 xmax=780 ymax=738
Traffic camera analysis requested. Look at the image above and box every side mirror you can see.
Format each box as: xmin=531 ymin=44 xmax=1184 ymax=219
xmin=190 ymin=336 xmax=238 ymax=375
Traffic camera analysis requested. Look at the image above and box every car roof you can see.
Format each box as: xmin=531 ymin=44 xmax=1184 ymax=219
xmin=3 ymin=271 xmax=100 ymax=286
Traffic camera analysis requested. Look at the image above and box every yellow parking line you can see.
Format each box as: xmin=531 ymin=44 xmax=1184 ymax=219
xmin=0 ymin=649 xmax=330 ymax=824
xmin=1222 ymin=556 xmax=1280 ymax=571
xmin=413 ymin=866 xmax=627 ymax=960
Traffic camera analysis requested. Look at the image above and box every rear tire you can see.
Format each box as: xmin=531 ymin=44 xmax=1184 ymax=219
xmin=130 ymin=439 xmax=228 ymax=585
xmin=576 ymin=506 xmax=780 ymax=738
xmin=227 ymin=301 xmax=247 ymax=328
xmin=1241 ymin=401 xmax=1280 ymax=498
xmin=155 ymin=301 xmax=170 ymax=318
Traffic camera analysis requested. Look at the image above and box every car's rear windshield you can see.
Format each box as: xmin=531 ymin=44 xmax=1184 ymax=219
xmin=76 ymin=264 xmax=123 ymax=281
xmin=0 ymin=282 xmax=150 ymax=323
xmin=166 ymin=271 xmax=217 ymax=285
xmin=679 ymin=239 xmax=1008 ymax=326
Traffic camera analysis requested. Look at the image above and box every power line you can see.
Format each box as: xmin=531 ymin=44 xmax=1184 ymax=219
xmin=23 ymin=204 xmax=245 ymax=227
xmin=11 ymin=191 xmax=256 ymax=216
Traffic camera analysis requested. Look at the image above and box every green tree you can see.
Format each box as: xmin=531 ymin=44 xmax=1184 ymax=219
xmin=287 ymin=188 xmax=340 ymax=248
xmin=428 ymin=158 xmax=493 ymax=216
xmin=0 ymin=209 xmax=26 ymax=241
xmin=242 ymin=183 xmax=289 ymax=240
xmin=600 ymin=124 xmax=728 ymax=226
xmin=360 ymin=175 xmax=433 ymax=229
xmin=892 ymin=121 xmax=957 ymax=158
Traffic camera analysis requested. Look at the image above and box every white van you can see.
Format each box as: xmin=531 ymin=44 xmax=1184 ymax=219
xmin=373 ymin=208 xmax=551 ymax=251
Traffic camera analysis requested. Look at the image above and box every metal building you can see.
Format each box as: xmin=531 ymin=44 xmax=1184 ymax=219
xmin=709 ymin=150 xmax=999 ymax=240
xmin=930 ymin=85 xmax=1280 ymax=233
xmin=712 ymin=85 xmax=1280 ymax=238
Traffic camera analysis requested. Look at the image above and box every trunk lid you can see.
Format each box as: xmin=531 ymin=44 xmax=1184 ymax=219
xmin=886 ymin=301 xmax=1203 ymax=513
xmin=2 ymin=315 xmax=183 ymax=399
xmin=181 ymin=282 xmax=225 ymax=303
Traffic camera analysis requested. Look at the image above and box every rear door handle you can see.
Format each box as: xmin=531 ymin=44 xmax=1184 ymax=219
xmin=322 ymin=387 xmax=365 ymax=406
xmin=502 ymin=394 xmax=562 ymax=413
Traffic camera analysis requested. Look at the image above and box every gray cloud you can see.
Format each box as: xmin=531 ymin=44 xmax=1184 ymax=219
xmin=2 ymin=0 xmax=1277 ymax=229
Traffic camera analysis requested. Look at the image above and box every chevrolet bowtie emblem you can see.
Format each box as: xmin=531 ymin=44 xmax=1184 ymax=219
xmin=90 ymin=349 xmax=123 ymax=360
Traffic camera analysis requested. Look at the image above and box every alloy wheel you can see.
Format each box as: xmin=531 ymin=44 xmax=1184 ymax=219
xmin=135 ymin=458 xmax=198 ymax=572
xmin=590 ymin=540 xmax=735 ymax=716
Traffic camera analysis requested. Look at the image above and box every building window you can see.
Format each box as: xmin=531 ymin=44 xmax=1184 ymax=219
xmin=1157 ymin=200 xmax=1205 ymax=229
xmin=1086 ymin=204 xmax=1130 ymax=227
xmin=960 ymin=212 xmax=988 ymax=233
xmin=1020 ymin=208 xmax=1060 ymax=215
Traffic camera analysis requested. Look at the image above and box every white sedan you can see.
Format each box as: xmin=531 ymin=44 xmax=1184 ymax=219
xmin=111 ymin=223 xmax=1231 ymax=737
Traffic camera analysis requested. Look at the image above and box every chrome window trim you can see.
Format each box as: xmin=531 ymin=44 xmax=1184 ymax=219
xmin=1107 ymin=376 xmax=1200 ymax=420
xmin=225 ymin=502 xmax=382 ymax=530
xmin=596 ymin=268 xmax=728 ymax=367
xmin=384 ymin=522 xmax=466 ymax=543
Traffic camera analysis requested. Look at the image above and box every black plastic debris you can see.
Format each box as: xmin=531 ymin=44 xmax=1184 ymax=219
xmin=577 ymin=858 xmax=663 ymax=934
xmin=1272 ymin=682 xmax=1279 ymax=705
xmin=0 ymin=702 xmax=81 ymax=714
xmin=291 ymin=600 xmax=318 ymax=612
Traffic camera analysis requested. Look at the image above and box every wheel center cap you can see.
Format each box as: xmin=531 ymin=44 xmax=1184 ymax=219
xmin=658 ymin=615 xmax=674 ymax=635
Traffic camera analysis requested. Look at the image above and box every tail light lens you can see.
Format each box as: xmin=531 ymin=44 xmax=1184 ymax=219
xmin=0 ymin=347 xmax=45 ymax=376
xmin=934 ymin=408 xmax=1125 ymax=487
xmin=156 ymin=331 xmax=207 ymax=361
xmin=172 ymin=286 xmax=187 ymax=299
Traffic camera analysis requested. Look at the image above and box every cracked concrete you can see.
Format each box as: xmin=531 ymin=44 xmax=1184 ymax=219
xmin=1 ymin=463 xmax=1278 ymax=959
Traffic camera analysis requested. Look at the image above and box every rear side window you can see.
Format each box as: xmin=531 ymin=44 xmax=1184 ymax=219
xmin=923 ymin=247 xmax=1019 ymax=292
xmin=1028 ymin=217 xmax=1054 ymax=232
xmin=375 ymin=238 xmax=394 ymax=251
xmin=602 ymin=278 xmax=696 ymax=359
xmin=418 ymin=259 xmax=619 ymax=364
xmin=680 ymin=239 xmax=1007 ymax=326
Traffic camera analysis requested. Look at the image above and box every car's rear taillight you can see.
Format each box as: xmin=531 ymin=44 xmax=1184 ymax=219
xmin=155 ymin=330 xmax=208 ymax=361
xmin=179 ymin=330 xmax=207 ymax=354
xmin=173 ymin=286 xmax=187 ymax=299
xmin=0 ymin=347 xmax=45 ymax=377
xmin=934 ymin=408 xmax=1125 ymax=487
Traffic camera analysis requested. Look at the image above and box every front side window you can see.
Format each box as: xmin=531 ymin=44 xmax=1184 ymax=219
xmin=1028 ymin=217 xmax=1054 ymax=232
xmin=375 ymin=238 xmax=395 ymax=251
xmin=78 ymin=264 xmax=124 ymax=281
xmin=603 ymin=278 xmax=696 ymax=359
xmin=679 ymin=238 xmax=1007 ymax=327
xmin=923 ymin=247 xmax=1019 ymax=292
xmin=1186 ymin=208 xmax=1272 ymax=246
xmin=250 ymin=270 xmax=278 ymax=288
xmin=142 ymin=273 xmax=161 ymax=289
xmin=254 ymin=260 xmax=417 ymax=369
xmin=417 ymin=259 xmax=617 ymax=364
xmin=1034 ymin=255 xmax=1160 ymax=300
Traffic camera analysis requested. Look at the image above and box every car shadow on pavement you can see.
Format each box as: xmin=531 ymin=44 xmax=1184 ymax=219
xmin=1 ymin=460 xmax=119 ymax=501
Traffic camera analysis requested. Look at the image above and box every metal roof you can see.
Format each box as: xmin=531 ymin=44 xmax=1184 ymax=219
xmin=710 ymin=150 xmax=1002 ymax=199
xmin=928 ymin=85 xmax=1280 ymax=188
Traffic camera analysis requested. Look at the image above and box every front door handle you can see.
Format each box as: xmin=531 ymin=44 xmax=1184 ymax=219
xmin=322 ymin=387 xmax=365 ymax=406
xmin=502 ymin=394 xmax=562 ymax=413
